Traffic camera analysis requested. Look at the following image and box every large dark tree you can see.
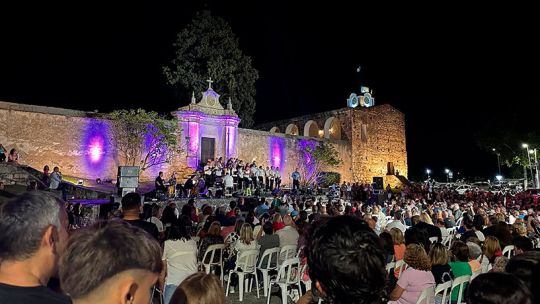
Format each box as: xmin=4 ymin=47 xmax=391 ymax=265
xmin=163 ymin=11 xmax=259 ymax=127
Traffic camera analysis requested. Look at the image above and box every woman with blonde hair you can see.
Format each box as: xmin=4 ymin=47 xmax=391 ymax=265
xmin=429 ymin=243 xmax=453 ymax=284
xmin=389 ymin=244 xmax=435 ymax=304
xmin=482 ymin=235 xmax=502 ymax=265
xmin=227 ymin=223 xmax=260 ymax=293
xmin=420 ymin=212 xmax=434 ymax=225
xmin=197 ymin=221 xmax=223 ymax=261
xmin=273 ymin=213 xmax=285 ymax=231
xmin=390 ymin=228 xmax=406 ymax=279
xmin=169 ymin=272 xmax=225 ymax=304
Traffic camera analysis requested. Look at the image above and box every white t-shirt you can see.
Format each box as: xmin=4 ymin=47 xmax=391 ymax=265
xmin=148 ymin=217 xmax=164 ymax=233
xmin=162 ymin=239 xmax=198 ymax=285
xmin=224 ymin=175 xmax=234 ymax=188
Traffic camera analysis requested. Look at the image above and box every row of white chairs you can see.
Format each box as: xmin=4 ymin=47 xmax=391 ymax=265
xmin=416 ymin=275 xmax=470 ymax=304
xmin=199 ymin=244 xmax=299 ymax=302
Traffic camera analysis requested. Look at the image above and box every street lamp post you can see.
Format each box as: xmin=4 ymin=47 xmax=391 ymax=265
xmin=523 ymin=144 xmax=531 ymax=189
xmin=492 ymin=148 xmax=501 ymax=176
xmin=521 ymin=144 xmax=538 ymax=189
xmin=426 ymin=169 xmax=431 ymax=180
xmin=445 ymin=168 xmax=450 ymax=183
xmin=534 ymin=149 xmax=540 ymax=189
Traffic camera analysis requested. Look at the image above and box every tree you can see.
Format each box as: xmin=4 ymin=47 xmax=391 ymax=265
xmin=163 ymin=10 xmax=259 ymax=127
xmin=297 ymin=141 xmax=343 ymax=187
xmin=104 ymin=109 xmax=181 ymax=173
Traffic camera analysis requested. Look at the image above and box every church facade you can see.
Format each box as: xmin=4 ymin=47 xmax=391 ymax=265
xmin=0 ymin=84 xmax=407 ymax=188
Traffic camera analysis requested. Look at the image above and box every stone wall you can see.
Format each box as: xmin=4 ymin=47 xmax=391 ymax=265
xmin=350 ymin=104 xmax=408 ymax=187
xmin=0 ymin=102 xmax=183 ymax=182
xmin=237 ymin=128 xmax=353 ymax=185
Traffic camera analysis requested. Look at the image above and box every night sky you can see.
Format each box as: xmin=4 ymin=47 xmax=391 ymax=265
xmin=1 ymin=3 xmax=538 ymax=181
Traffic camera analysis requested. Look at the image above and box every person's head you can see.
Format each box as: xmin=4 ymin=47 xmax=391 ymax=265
xmin=463 ymin=215 xmax=474 ymax=230
xmin=283 ymin=214 xmax=295 ymax=227
xmin=450 ymin=241 xmax=469 ymax=262
xmin=379 ymin=232 xmax=394 ymax=256
xmin=168 ymin=223 xmax=191 ymax=241
xmin=43 ymin=165 xmax=50 ymax=172
xmin=0 ymin=192 xmax=68 ymax=283
xmin=169 ymin=272 xmax=225 ymax=304
xmin=404 ymin=243 xmax=431 ymax=271
xmin=233 ymin=218 xmax=245 ymax=234
xmin=60 ymin=220 xmax=162 ymax=304
xmin=389 ymin=228 xmax=404 ymax=245
xmin=121 ymin=192 xmax=142 ymax=213
xmin=9 ymin=148 xmax=16 ymax=155
xmin=467 ymin=272 xmax=531 ymax=304
xmin=306 ymin=216 xmax=386 ymax=304
xmin=159 ymin=171 xmax=163 ymax=177
xmin=483 ymin=236 xmax=501 ymax=259
xmin=262 ymin=221 xmax=273 ymax=235
xmin=419 ymin=212 xmax=433 ymax=225
xmin=514 ymin=236 xmax=533 ymax=255
xmin=273 ymin=213 xmax=283 ymax=223
xmin=467 ymin=242 xmax=482 ymax=260
xmin=505 ymin=250 xmax=540 ymax=301
xmin=411 ymin=215 xmax=420 ymax=226
xmin=53 ymin=166 xmax=59 ymax=172
xmin=429 ymin=243 xmax=449 ymax=266
xmin=239 ymin=223 xmax=254 ymax=245
xmin=207 ymin=221 xmax=221 ymax=237
xmin=393 ymin=210 xmax=403 ymax=221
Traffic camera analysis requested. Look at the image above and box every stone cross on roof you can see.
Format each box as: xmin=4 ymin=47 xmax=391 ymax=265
xmin=207 ymin=77 xmax=213 ymax=89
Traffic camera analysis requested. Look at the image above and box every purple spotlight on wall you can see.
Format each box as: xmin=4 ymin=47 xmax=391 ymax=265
xmin=89 ymin=136 xmax=104 ymax=163
xmin=269 ymin=137 xmax=285 ymax=175
xmin=298 ymin=139 xmax=318 ymax=177
xmin=82 ymin=119 xmax=110 ymax=178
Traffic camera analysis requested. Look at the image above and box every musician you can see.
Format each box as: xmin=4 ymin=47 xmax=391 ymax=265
xmin=268 ymin=166 xmax=275 ymax=190
xmin=275 ymin=167 xmax=281 ymax=189
xmin=184 ymin=175 xmax=195 ymax=197
xmin=167 ymin=172 xmax=177 ymax=198
xmin=155 ymin=171 xmax=166 ymax=192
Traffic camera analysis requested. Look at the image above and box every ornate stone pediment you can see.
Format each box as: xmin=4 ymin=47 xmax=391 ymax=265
xmin=176 ymin=78 xmax=238 ymax=117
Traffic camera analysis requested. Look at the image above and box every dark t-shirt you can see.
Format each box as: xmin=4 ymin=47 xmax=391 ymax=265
xmin=431 ymin=264 xmax=453 ymax=285
xmin=125 ymin=219 xmax=159 ymax=240
xmin=0 ymin=283 xmax=72 ymax=304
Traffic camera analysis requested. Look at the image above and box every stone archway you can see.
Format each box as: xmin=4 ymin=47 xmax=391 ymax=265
xmin=285 ymin=124 xmax=299 ymax=135
xmin=324 ymin=117 xmax=342 ymax=139
xmin=270 ymin=126 xmax=280 ymax=133
xmin=304 ymin=120 xmax=320 ymax=137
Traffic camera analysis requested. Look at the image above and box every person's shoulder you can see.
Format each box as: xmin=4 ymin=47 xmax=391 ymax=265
xmin=0 ymin=284 xmax=72 ymax=304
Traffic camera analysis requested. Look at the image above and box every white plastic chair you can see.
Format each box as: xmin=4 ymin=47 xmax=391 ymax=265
xmin=416 ymin=286 xmax=434 ymax=304
xmin=429 ymin=236 xmax=438 ymax=244
xmin=278 ymin=245 xmax=297 ymax=265
xmin=225 ymin=249 xmax=260 ymax=302
xmin=395 ymin=259 xmax=407 ymax=279
xmin=386 ymin=261 xmax=396 ymax=274
xmin=200 ymin=244 xmax=225 ymax=285
xmin=434 ymin=280 xmax=452 ymax=304
xmin=295 ymin=245 xmax=304 ymax=258
xmin=451 ymin=275 xmax=471 ymax=304
xmin=266 ymin=257 xmax=302 ymax=304
xmin=253 ymin=225 xmax=262 ymax=238
xmin=470 ymin=268 xmax=482 ymax=282
xmin=257 ymin=247 xmax=280 ymax=296
xmin=502 ymin=245 xmax=515 ymax=258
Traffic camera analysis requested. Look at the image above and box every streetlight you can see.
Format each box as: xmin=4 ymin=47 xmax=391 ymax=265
xmin=426 ymin=169 xmax=431 ymax=179
xmin=492 ymin=148 xmax=501 ymax=176
xmin=496 ymin=175 xmax=503 ymax=182
xmin=445 ymin=168 xmax=450 ymax=183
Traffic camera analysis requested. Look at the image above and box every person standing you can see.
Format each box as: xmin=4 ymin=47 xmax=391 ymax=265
xmin=7 ymin=148 xmax=18 ymax=164
xmin=0 ymin=143 xmax=6 ymax=162
xmin=155 ymin=171 xmax=166 ymax=193
xmin=291 ymin=168 xmax=301 ymax=190
xmin=275 ymin=167 xmax=281 ymax=189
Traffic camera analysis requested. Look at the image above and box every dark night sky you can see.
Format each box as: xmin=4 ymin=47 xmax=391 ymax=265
xmin=1 ymin=3 xmax=539 ymax=181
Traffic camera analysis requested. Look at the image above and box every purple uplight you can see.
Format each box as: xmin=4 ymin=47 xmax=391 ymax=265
xmin=269 ymin=137 xmax=285 ymax=175
xmin=298 ymin=139 xmax=318 ymax=177
xmin=82 ymin=119 xmax=111 ymax=177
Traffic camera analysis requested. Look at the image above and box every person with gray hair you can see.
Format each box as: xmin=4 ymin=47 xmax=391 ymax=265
xmin=0 ymin=191 xmax=71 ymax=303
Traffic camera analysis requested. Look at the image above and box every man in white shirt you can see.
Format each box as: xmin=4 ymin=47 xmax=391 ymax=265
xmin=385 ymin=210 xmax=407 ymax=233
xmin=276 ymin=215 xmax=299 ymax=248
xmin=224 ymin=172 xmax=234 ymax=195
xmin=275 ymin=167 xmax=281 ymax=189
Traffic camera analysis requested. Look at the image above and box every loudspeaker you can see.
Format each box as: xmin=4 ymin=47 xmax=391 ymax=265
xmin=373 ymin=177 xmax=384 ymax=190
xmin=117 ymin=166 xmax=139 ymax=177
xmin=118 ymin=187 xmax=136 ymax=197
xmin=118 ymin=176 xmax=139 ymax=188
